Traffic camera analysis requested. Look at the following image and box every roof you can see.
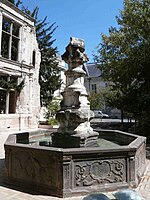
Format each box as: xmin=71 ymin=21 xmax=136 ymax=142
xmin=83 ymin=63 xmax=101 ymax=78
xmin=1 ymin=0 xmax=35 ymax=23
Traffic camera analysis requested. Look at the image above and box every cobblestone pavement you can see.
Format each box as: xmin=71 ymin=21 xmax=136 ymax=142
xmin=0 ymin=131 xmax=150 ymax=200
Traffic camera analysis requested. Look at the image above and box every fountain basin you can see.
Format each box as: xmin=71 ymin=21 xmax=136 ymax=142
xmin=4 ymin=129 xmax=146 ymax=198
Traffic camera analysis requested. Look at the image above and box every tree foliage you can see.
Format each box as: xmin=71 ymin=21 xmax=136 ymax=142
xmin=95 ymin=0 xmax=150 ymax=114
xmin=95 ymin=0 xmax=150 ymax=136
xmin=7 ymin=0 xmax=22 ymax=7
xmin=88 ymin=87 xmax=111 ymax=111
xmin=30 ymin=7 xmax=61 ymax=107
xmin=89 ymin=91 xmax=104 ymax=111
xmin=7 ymin=0 xmax=61 ymax=107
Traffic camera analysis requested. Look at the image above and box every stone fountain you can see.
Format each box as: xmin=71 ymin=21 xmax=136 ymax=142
xmin=4 ymin=37 xmax=146 ymax=198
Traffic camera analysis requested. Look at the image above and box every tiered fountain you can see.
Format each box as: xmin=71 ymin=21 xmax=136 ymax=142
xmin=5 ymin=37 xmax=146 ymax=198
xmin=52 ymin=37 xmax=99 ymax=148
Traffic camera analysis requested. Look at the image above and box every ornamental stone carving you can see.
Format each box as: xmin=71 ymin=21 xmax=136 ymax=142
xmin=52 ymin=37 xmax=98 ymax=148
xmin=74 ymin=159 xmax=126 ymax=187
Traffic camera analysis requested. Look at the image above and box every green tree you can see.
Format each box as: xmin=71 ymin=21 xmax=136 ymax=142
xmin=7 ymin=0 xmax=22 ymax=7
xmin=7 ymin=0 xmax=15 ymax=4
xmin=89 ymin=87 xmax=111 ymax=111
xmin=8 ymin=0 xmax=61 ymax=107
xmin=95 ymin=0 xmax=150 ymax=136
xmin=89 ymin=91 xmax=104 ymax=110
xmin=31 ymin=7 xmax=61 ymax=107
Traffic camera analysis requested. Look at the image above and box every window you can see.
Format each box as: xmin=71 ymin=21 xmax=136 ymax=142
xmin=1 ymin=17 xmax=20 ymax=61
xmin=91 ymin=84 xmax=97 ymax=93
xmin=0 ymin=90 xmax=6 ymax=114
xmin=32 ymin=50 xmax=36 ymax=66
xmin=0 ymin=75 xmax=17 ymax=114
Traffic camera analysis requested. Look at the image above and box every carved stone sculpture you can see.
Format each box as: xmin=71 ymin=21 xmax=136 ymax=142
xmin=52 ymin=37 xmax=98 ymax=148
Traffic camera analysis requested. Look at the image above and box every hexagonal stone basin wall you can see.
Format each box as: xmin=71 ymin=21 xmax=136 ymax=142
xmin=4 ymin=129 xmax=146 ymax=198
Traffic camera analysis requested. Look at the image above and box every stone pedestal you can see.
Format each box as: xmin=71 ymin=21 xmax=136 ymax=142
xmin=52 ymin=131 xmax=99 ymax=148
xmin=52 ymin=37 xmax=98 ymax=147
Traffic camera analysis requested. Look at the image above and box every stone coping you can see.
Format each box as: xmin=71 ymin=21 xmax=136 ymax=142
xmin=5 ymin=129 xmax=146 ymax=155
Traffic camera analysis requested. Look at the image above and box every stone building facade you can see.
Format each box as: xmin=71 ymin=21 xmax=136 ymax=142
xmin=84 ymin=63 xmax=121 ymax=118
xmin=84 ymin=63 xmax=107 ymax=93
xmin=0 ymin=0 xmax=41 ymax=131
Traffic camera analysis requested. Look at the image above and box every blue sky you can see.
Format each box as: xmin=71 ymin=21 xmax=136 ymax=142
xmin=22 ymin=0 xmax=123 ymax=62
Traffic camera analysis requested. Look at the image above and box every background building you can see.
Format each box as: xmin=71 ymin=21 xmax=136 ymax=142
xmin=0 ymin=0 xmax=41 ymax=131
xmin=84 ymin=63 xmax=121 ymax=118
xmin=84 ymin=63 xmax=107 ymax=93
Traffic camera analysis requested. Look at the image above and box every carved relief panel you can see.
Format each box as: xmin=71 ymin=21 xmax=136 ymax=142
xmin=74 ymin=158 xmax=127 ymax=188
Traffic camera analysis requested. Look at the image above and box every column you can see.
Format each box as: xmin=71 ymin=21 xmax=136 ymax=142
xmin=5 ymin=77 xmax=10 ymax=114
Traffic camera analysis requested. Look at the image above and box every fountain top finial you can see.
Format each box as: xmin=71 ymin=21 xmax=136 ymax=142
xmin=70 ymin=37 xmax=85 ymax=49
xmin=62 ymin=36 xmax=89 ymax=66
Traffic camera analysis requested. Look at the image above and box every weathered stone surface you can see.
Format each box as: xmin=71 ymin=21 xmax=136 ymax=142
xmin=4 ymin=130 xmax=146 ymax=198
xmin=53 ymin=37 xmax=98 ymax=147
xmin=0 ymin=1 xmax=41 ymax=131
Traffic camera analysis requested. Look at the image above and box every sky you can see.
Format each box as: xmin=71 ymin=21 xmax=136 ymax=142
xmin=22 ymin=0 xmax=124 ymax=62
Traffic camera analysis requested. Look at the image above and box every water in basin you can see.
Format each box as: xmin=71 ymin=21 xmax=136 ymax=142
xmin=26 ymin=134 xmax=121 ymax=148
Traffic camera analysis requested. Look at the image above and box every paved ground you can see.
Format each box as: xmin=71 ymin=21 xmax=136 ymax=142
xmin=0 ymin=131 xmax=150 ymax=200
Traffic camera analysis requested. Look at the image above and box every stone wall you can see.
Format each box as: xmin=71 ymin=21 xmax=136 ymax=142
xmin=0 ymin=1 xmax=41 ymax=131
xmin=4 ymin=130 xmax=146 ymax=197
